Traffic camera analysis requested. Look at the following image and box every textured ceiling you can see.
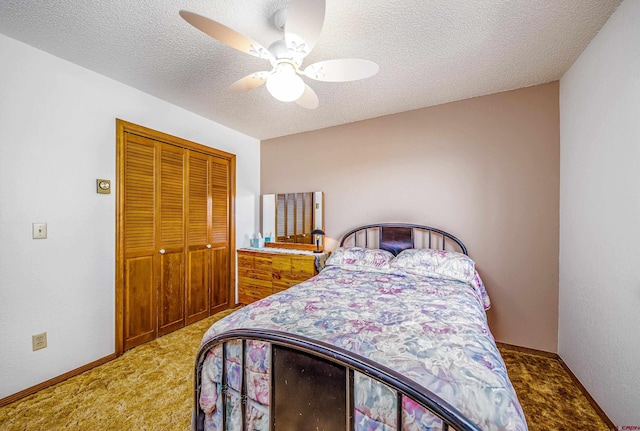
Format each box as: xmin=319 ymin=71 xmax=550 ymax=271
xmin=0 ymin=0 xmax=621 ymax=140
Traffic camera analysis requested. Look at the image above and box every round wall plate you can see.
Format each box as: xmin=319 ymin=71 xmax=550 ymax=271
xmin=97 ymin=179 xmax=111 ymax=194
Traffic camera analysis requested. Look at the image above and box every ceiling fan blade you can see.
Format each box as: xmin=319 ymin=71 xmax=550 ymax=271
xmin=179 ymin=10 xmax=272 ymax=60
xmin=296 ymin=84 xmax=319 ymax=109
xmin=228 ymin=72 xmax=270 ymax=93
xmin=284 ymin=0 xmax=326 ymax=57
xmin=303 ymin=59 xmax=379 ymax=82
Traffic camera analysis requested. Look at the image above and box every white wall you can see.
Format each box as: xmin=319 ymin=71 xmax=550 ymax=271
xmin=559 ymin=0 xmax=639 ymax=425
xmin=0 ymin=34 xmax=260 ymax=399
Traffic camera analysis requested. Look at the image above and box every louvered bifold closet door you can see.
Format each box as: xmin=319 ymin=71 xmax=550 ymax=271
xmin=118 ymin=119 xmax=236 ymax=354
xmin=122 ymin=134 xmax=157 ymax=350
xmin=157 ymin=144 xmax=186 ymax=337
xmin=156 ymin=144 xmax=186 ymax=336
xmin=210 ymin=156 xmax=231 ymax=314
xmin=186 ymin=151 xmax=210 ymax=324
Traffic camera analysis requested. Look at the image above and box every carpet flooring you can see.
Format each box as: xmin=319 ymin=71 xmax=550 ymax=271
xmin=498 ymin=348 xmax=611 ymax=430
xmin=0 ymin=309 xmax=611 ymax=430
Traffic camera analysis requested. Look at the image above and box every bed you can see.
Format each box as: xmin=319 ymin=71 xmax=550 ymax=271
xmin=192 ymin=223 xmax=528 ymax=431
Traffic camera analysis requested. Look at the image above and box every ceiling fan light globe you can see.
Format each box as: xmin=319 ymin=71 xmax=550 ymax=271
xmin=266 ymin=66 xmax=305 ymax=102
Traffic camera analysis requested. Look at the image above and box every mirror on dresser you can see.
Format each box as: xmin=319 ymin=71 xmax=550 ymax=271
xmin=262 ymin=191 xmax=324 ymax=245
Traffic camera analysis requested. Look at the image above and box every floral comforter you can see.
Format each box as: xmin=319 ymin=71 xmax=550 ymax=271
xmin=198 ymin=263 xmax=528 ymax=431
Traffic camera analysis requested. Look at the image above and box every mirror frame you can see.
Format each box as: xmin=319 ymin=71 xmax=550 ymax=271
xmin=262 ymin=191 xmax=324 ymax=248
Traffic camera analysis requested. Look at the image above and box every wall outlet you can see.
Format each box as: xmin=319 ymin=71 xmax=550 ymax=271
xmin=32 ymin=332 xmax=47 ymax=351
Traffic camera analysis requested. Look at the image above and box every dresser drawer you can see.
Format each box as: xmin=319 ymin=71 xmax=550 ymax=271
xmin=238 ymin=269 xmax=272 ymax=288
xmin=290 ymin=257 xmax=315 ymax=276
xmin=272 ymin=276 xmax=296 ymax=291
xmin=272 ymin=270 xmax=310 ymax=288
xmin=271 ymin=255 xmax=292 ymax=272
xmin=238 ymin=252 xmax=272 ymax=270
xmin=238 ymin=282 xmax=272 ymax=304
xmin=272 ymin=256 xmax=315 ymax=275
xmin=272 ymin=279 xmax=305 ymax=290
xmin=272 ymin=284 xmax=292 ymax=294
xmin=254 ymin=256 xmax=272 ymax=272
xmin=238 ymin=254 xmax=255 ymax=270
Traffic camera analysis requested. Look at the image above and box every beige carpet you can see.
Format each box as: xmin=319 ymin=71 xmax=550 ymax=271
xmin=0 ymin=309 xmax=611 ymax=430
xmin=499 ymin=347 xmax=612 ymax=430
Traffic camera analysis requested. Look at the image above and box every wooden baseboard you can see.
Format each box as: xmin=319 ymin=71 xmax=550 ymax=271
xmin=0 ymin=353 xmax=116 ymax=408
xmin=496 ymin=342 xmax=615 ymax=431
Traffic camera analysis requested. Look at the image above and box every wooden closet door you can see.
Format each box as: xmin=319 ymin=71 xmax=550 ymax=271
xmin=117 ymin=119 xmax=236 ymax=354
xmin=157 ymin=144 xmax=186 ymax=336
xmin=210 ymin=156 xmax=231 ymax=313
xmin=185 ymin=151 xmax=210 ymax=324
xmin=122 ymin=134 xmax=157 ymax=350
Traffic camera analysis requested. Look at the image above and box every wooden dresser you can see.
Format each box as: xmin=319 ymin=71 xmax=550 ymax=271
xmin=237 ymin=248 xmax=327 ymax=304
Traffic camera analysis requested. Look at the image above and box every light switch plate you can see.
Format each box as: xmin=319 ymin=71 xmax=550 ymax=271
xmin=32 ymin=223 xmax=47 ymax=239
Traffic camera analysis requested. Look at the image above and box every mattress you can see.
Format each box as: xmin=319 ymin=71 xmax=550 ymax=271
xmin=198 ymin=256 xmax=528 ymax=431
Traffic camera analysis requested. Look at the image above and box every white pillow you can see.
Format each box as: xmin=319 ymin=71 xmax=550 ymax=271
xmin=390 ymin=248 xmax=476 ymax=283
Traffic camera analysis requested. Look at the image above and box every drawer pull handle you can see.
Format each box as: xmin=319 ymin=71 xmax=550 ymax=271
xmin=206 ymin=244 xmax=212 ymax=249
xmin=159 ymin=249 xmax=166 ymax=254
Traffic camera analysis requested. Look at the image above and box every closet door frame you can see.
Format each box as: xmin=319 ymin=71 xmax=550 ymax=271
xmin=115 ymin=119 xmax=236 ymax=356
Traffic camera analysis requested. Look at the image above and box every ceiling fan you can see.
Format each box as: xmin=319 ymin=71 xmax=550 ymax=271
xmin=179 ymin=0 xmax=379 ymax=109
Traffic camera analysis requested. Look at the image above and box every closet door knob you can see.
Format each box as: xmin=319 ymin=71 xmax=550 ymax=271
xmin=159 ymin=249 xmax=166 ymax=254
xmin=206 ymin=244 xmax=212 ymax=249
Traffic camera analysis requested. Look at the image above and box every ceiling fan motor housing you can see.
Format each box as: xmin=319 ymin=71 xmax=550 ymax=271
xmin=268 ymin=39 xmax=302 ymax=67
xmin=273 ymin=8 xmax=287 ymax=32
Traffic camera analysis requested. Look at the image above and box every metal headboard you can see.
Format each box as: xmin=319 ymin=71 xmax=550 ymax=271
xmin=339 ymin=223 xmax=468 ymax=256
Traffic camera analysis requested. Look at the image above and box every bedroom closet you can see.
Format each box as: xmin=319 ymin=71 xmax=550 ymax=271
xmin=115 ymin=120 xmax=235 ymax=353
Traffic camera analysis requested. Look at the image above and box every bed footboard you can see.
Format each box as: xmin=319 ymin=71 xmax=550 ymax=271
xmin=193 ymin=329 xmax=481 ymax=431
